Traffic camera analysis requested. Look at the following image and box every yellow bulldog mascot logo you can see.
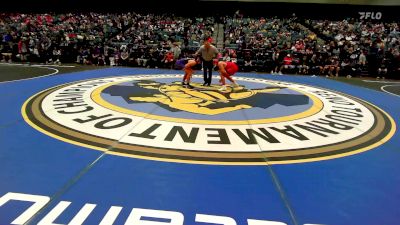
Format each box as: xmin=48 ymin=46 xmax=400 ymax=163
xmin=129 ymin=81 xmax=285 ymax=115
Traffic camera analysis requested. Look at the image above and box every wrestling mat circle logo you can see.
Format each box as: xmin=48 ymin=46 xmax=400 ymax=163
xmin=22 ymin=75 xmax=395 ymax=165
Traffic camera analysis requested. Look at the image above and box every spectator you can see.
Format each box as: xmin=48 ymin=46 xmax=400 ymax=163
xmin=163 ymin=51 xmax=174 ymax=69
xmin=52 ymin=47 xmax=61 ymax=65
xmin=359 ymin=51 xmax=366 ymax=66
xmin=171 ymin=43 xmax=181 ymax=61
xmin=279 ymin=54 xmax=295 ymax=75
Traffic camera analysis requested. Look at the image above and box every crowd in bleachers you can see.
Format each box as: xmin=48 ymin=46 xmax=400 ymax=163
xmin=0 ymin=12 xmax=132 ymax=64
xmin=304 ymin=19 xmax=400 ymax=78
xmin=223 ymin=16 xmax=400 ymax=78
xmin=1 ymin=12 xmax=399 ymax=79
xmin=106 ymin=15 xmax=215 ymax=68
xmin=223 ymin=17 xmax=319 ymax=75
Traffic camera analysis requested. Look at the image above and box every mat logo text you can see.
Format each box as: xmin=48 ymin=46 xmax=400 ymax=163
xmin=0 ymin=192 xmax=322 ymax=225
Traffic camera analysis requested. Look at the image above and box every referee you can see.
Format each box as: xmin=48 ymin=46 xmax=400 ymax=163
xmin=196 ymin=37 xmax=219 ymax=86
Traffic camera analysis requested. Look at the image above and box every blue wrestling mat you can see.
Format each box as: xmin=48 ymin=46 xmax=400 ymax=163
xmin=0 ymin=67 xmax=399 ymax=225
